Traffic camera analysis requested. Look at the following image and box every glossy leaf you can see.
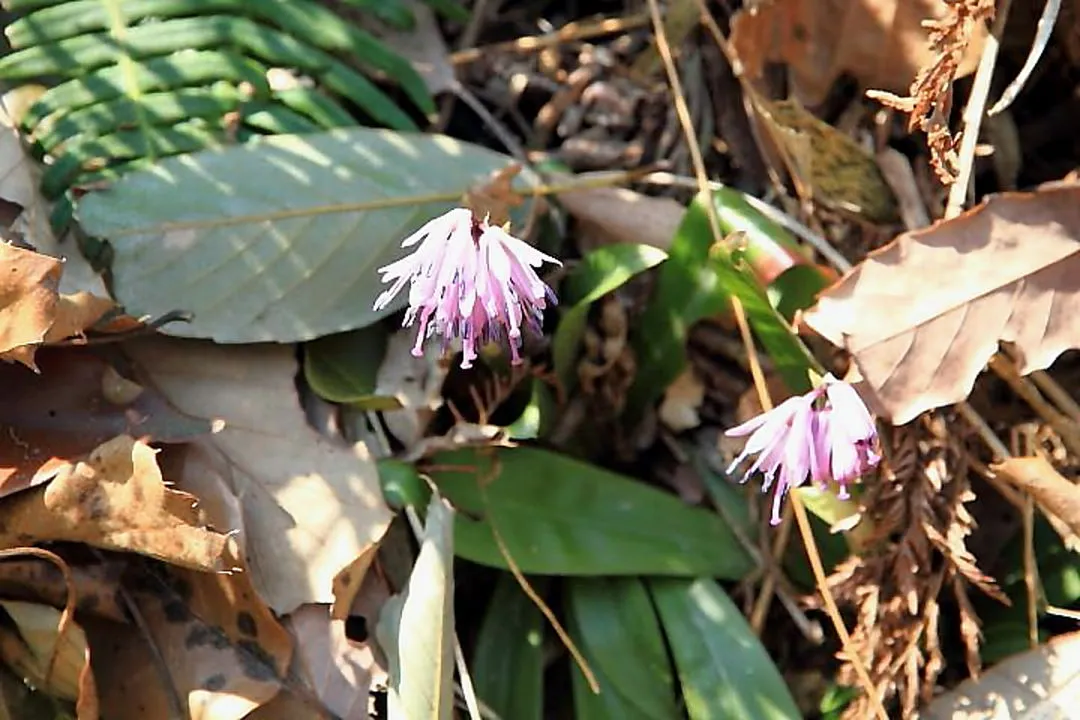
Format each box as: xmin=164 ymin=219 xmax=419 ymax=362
xmin=472 ymin=575 xmax=546 ymax=720
xmin=76 ymin=128 xmax=533 ymax=343
xmin=566 ymin=577 xmax=678 ymax=719
xmin=649 ymin=577 xmax=800 ymax=720
xmin=554 ymin=243 xmax=667 ymax=389
xmin=427 ymin=447 xmax=753 ymax=578
xmin=304 ymin=325 xmax=401 ymax=409
xmin=628 ymin=190 xmax=819 ymax=421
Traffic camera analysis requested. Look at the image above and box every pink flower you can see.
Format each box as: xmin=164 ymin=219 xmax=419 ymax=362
xmin=373 ymin=208 xmax=560 ymax=369
xmin=725 ymin=376 xmax=880 ymax=524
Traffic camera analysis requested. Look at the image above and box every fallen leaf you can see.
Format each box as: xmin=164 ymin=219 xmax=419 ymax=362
xmin=89 ymin=563 xmax=291 ymax=720
xmin=993 ymin=456 xmax=1080 ymax=537
xmin=376 ymin=496 xmax=455 ymax=720
xmin=759 ymin=100 xmax=898 ymax=223
xmin=126 ymin=338 xmax=392 ymax=614
xmin=730 ymin=0 xmax=984 ymax=106
xmin=375 ymin=329 xmax=448 ymax=451
xmin=803 ymin=185 xmax=1080 ymax=424
xmin=0 ymin=348 xmax=212 ymax=497
xmin=0 ymin=558 xmax=127 ymax=623
xmin=285 ymin=604 xmax=388 ymax=720
xmin=556 ymin=185 xmax=683 ymax=253
xmin=0 ymin=435 xmax=228 ymax=571
xmin=922 ymin=630 xmax=1080 ymax=718
xmin=0 ymin=244 xmax=115 ymax=369
xmin=331 ymin=546 xmax=379 ymax=622
xmin=0 ymin=600 xmax=97 ymax=719
xmin=0 ymin=243 xmax=60 ymax=368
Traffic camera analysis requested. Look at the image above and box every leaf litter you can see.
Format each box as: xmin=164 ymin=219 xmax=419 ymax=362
xmin=805 ymin=183 xmax=1080 ymax=425
xmin=4 ymin=0 xmax=1080 ymax=718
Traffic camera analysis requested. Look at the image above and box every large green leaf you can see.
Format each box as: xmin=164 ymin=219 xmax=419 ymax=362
xmin=627 ymin=190 xmax=819 ymax=420
xmin=471 ymin=575 xmax=546 ymax=720
xmin=75 ymin=129 xmax=531 ymax=342
xmin=566 ymin=578 xmax=678 ymax=719
xmin=649 ymin=578 xmax=800 ymax=720
xmin=426 ymin=447 xmax=753 ymax=578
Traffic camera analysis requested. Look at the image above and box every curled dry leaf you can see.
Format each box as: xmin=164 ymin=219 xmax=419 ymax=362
xmin=0 ymin=558 xmax=127 ymax=623
xmin=730 ymin=0 xmax=984 ymax=107
xmin=0 ymin=245 xmax=115 ymax=369
xmin=0 ymin=435 xmax=228 ymax=571
xmin=0 ymin=600 xmax=97 ymax=719
xmin=0 ymin=349 xmax=212 ymax=498
xmin=804 ymin=185 xmax=1080 ymax=424
xmin=126 ymin=338 xmax=392 ymax=614
xmin=993 ymin=456 xmax=1080 ymax=538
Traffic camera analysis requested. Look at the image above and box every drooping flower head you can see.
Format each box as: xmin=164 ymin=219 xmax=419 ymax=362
xmin=373 ymin=208 xmax=561 ymax=369
xmin=725 ymin=375 xmax=880 ymax=524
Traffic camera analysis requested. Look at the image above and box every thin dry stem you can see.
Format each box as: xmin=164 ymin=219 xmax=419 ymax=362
xmin=945 ymin=0 xmax=1013 ymax=217
xmin=792 ymin=495 xmax=890 ymax=720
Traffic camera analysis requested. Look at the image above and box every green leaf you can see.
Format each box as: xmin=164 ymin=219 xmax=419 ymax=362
xmin=628 ymin=190 xmax=818 ymax=421
xmin=304 ymin=325 xmax=401 ymax=409
xmin=566 ymin=578 xmax=678 ymax=719
xmin=378 ymin=458 xmax=431 ymax=511
xmin=505 ymin=378 xmax=557 ymax=440
xmin=649 ymin=578 xmax=801 ymax=720
xmin=427 ymin=446 xmax=753 ymax=578
xmin=767 ymin=264 xmax=830 ymax=322
xmin=76 ymin=128 xmax=532 ymax=343
xmin=375 ymin=494 xmax=456 ymax=720
xmin=553 ymin=243 xmax=667 ymax=389
xmin=472 ymin=575 xmax=546 ymax=720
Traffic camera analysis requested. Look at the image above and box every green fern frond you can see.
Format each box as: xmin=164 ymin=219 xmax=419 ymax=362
xmin=0 ymin=0 xmax=448 ymax=207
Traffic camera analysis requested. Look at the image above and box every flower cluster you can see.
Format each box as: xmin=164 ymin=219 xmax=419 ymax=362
xmin=373 ymin=208 xmax=561 ymax=369
xmin=725 ymin=376 xmax=880 ymax=524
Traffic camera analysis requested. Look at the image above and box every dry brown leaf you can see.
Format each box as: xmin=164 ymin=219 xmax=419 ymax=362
xmin=0 ymin=243 xmax=61 ymax=367
xmin=993 ymin=456 xmax=1080 ymax=537
xmin=89 ymin=564 xmax=292 ymax=720
xmin=127 ymin=338 xmax=392 ymax=614
xmin=730 ymin=0 xmax=985 ymax=107
xmin=556 ymin=185 xmax=683 ymax=254
xmin=922 ymin=629 xmax=1080 ymax=718
xmin=0 ymin=558 xmax=127 ymax=623
xmin=0 ymin=244 xmax=115 ymax=369
xmin=0 ymin=348 xmax=212 ymax=497
xmin=375 ymin=329 xmax=448 ymax=451
xmin=0 ymin=435 xmax=228 ymax=571
xmin=0 ymin=600 xmax=97 ymax=719
xmin=282 ymin=604 xmax=387 ymax=720
xmin=803 ymin=185 xmax=1080 ymax=424
xmin=759 ymin=100 xmax=899 ymax=223
xmin=658 ymin=367 xmax=706 ymax=432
